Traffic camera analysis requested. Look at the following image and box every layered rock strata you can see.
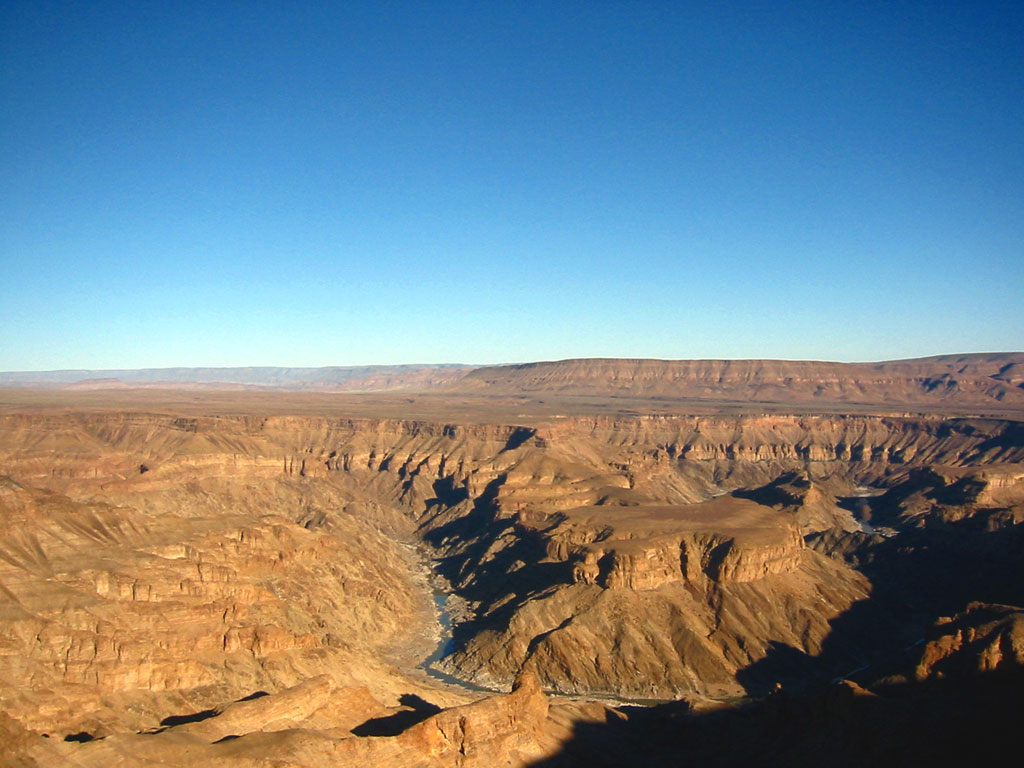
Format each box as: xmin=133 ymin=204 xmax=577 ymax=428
xmin=0 ymin=474 xmax=453 ymax=742
xmin=915 ymin=603 xmax=1024 ymax=680
xmin=13 ymin=672 xmax=552 ymax=767
xmin=1 ymin=407 xmax=1022 ymax=758
xmin=455 ymin=354 xmax=1024 ymax=409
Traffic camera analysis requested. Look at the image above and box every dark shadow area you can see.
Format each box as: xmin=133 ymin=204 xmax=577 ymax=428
xmin=525 ymin=615 xmax=575 ymax=657
xmin=465 ymin=558 xmax=575 ymax=627
xmin=732 ymin=471 xmax=808 ymax=507
xmin=422 ymin=471 xmax=578 ymax=656
xmin=235 ymin=690 xmax=269 ymax=702
xmin=159 ymin=708 xmax=218 ymax=727
xmin=529 ymin=669 xmax=1024 ymax=767
xmin=739 ymin=510 xmax=1024 ymax=695
xmin=701 ymin=539 xmax=736 ymax=583
xmin=63 ymin=731 xmax=95 ymax=743
xmin=736 ymin=640 xmax=831 ymax=695
xmin=213 ymin=734 xmax=240 ymax=743
xmin=425 ymin=475 xmax=470 ymax=511
xmin=502 ymin=426 xmax=537 ymax=452
xmin=350 ymin=693 xmax=442 ymax=737
xmin=736 ymin=594 xmax=915 ymax=696
xmin=423 ymin=474 xmax=506 ymax=554
xmin=399 ymin=692 xmax=442 ymax=710
xmin=440 ymin=536 xmax=575 ymax=649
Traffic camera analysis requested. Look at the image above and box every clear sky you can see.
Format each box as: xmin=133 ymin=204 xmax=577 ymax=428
xmin=2 ymin=1 xmax=1022 ymax=370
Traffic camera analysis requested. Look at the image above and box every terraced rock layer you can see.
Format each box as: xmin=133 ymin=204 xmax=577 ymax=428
xmin=455 ymin=353 xmax=1024 ymax=409
xmin=2 ymin=411 xmax=1020 ymax=690
xmin=1 ymin=399 xmax=1023 ymax=767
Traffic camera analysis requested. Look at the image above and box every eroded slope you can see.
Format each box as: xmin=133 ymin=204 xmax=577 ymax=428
xmin=1 ymin=406 xmax=1022 ymax=765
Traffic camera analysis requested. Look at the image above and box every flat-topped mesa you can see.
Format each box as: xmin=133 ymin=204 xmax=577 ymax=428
xmin=536 ymin=497 xmax=804 ymax=591
xmin=453 ymin=354 xmax=1024 ymax=410
xmin=445 ymin=488 xmax=866 ymax=698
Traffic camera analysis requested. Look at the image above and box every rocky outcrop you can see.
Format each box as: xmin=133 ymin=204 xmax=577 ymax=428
xmin=915 ymin=603 xmax=1024 ymax=680
xmin=0 ymin=476 xmax=442 ymax=741
xmin=541 ymin=498 xmax=806 ymax=590
xmin=1 ymin=403 xmax=1022 ymax=762
xmin=390 ymin=672 xmax=549 ymax=764
xmin=25 ymin=672 xmax=552 ymax=768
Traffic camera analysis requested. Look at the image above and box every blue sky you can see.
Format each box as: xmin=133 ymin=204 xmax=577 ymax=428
xmin=2 ymin=1 xmax=1022 ymax=369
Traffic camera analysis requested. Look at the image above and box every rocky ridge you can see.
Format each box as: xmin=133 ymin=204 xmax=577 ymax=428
xmin=0 ymin=389 xmax=1023 ymax=765
xmin=455 ymin=354 xmax=1024 ymax=409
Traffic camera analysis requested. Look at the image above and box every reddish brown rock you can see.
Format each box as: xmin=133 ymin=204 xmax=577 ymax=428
xmin=0 ymin=395 xmax=1021 ymax=766
xmin=915 ymin=603 xmax=1024 ymax=680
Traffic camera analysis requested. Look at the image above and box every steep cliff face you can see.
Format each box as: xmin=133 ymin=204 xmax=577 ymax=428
xmin=0 ymin=472 xmax=448 ymax=742
xmin=0 ymin=409 xmax=1022 ymax=736
xmin=914 ymin=604 xmax=1024 ymax=681
xmin=3 ymin=412 xmax=1020 ymax=500
xmin=538 ymin=498 xmax=805 ymax=590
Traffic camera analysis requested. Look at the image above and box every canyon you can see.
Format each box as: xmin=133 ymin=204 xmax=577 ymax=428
xmin=1 ymin=354 xmax=1022 ymax=766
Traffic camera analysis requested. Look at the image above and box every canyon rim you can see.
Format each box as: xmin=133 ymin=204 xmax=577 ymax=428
xmin=1 ymin=354 xmax=1023 ymax=766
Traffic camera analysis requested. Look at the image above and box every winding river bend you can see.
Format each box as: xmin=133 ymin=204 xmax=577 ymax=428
xmin=417 ymin=589 xmax=496 ymax=694
xmin=410 ymin=550 xmax=681 ymax=707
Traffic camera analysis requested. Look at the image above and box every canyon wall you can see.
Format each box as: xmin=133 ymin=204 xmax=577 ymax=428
xmin=2 ymin=410 xmax=1021 ymax=714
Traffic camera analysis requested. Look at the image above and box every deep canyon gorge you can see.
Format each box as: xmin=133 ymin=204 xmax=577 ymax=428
xmin=1 ymin=355 xmax=1023 ymax=766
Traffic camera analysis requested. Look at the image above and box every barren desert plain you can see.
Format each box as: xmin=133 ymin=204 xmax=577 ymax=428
xmin=2 ymin=354 xmax=1023 ymax=766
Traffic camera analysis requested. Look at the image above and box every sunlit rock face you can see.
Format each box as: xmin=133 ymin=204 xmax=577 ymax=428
xmin=914 ymin=604 xmax=1024 ymax=681
xmin=454 ymin=356 xmax=1024 ymax=410
xmin=0 ymin=473 xmax=435 ymax=741
xmin=429 ymin=494 xmax=870 ymax=699
xmin=0 ymin=401 xmax=1022 ymax=765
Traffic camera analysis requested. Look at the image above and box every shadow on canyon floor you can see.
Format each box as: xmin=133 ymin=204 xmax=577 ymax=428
xmin=423 ymin=476 xmax=577 ymax=648
xmin=740 ymin=517 xmax=1024 ymax=696
xmin=351 ymin=693 xmax=442 ymax=737
xmin=528 ymin=669 xmax=1024 ymax=768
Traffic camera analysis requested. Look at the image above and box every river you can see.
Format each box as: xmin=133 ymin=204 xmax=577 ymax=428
xmin=411 ymin=556 xmax=686 ymax=707
xmin=417 ymin=589 xmax=498 ymax=694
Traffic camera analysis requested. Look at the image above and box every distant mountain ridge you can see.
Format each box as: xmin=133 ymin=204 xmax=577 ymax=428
xmin=0 ymin=364 xmax=473 ymax=391
xmin=452 ymin=353 xmax=1024 ymax=408
xmin=2 ymin=354 xmax=1022 ymax=409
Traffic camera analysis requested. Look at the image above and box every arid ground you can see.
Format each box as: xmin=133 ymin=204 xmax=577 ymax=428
xmin=2 ymin=355 xmax=1023 ymax=766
